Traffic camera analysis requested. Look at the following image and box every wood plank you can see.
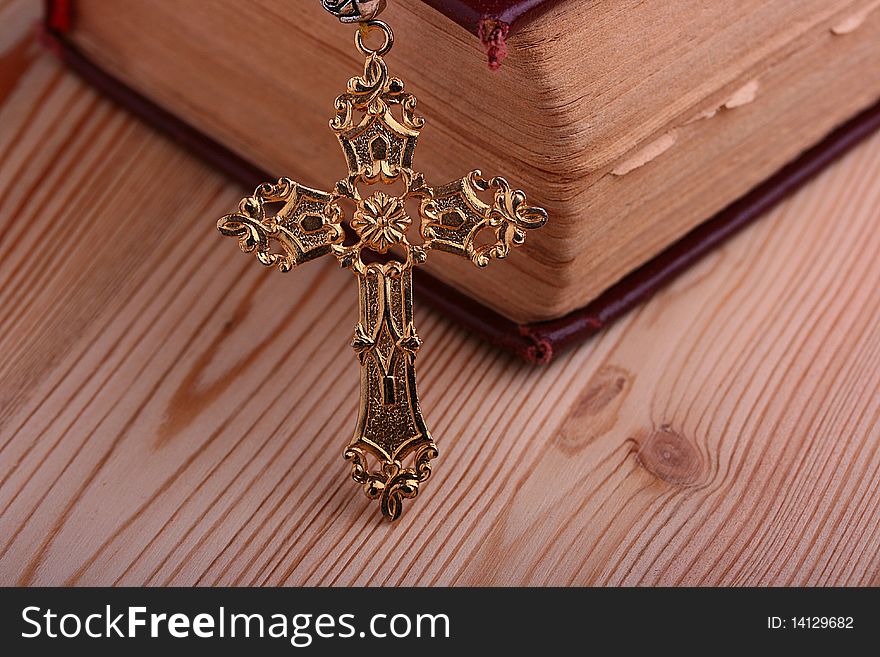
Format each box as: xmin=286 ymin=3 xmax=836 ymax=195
xmin=1 ymin=0 xmax=879 ymax=585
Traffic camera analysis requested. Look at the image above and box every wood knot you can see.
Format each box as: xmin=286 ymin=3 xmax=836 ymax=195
xmin=635 ymin=424 xmax=703 ymax=486
xmin=577 ymin=369 xmax=628 ymax=415
xmin=555 ymin=366 xmax=631 ymax=452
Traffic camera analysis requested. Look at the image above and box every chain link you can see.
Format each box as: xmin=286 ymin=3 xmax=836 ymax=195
xmin=321 ymin=0 xmax=386 ymax=23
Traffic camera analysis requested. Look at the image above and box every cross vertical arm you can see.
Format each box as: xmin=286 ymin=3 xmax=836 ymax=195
xmin=346 ymin=263 xmax=436 ymax=520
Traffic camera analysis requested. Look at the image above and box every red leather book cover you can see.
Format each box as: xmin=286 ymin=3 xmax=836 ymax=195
xmin=422 ymin=0 xmax=553 ymax=28
xmin=40 ymin=0 xmax=880 ymax=363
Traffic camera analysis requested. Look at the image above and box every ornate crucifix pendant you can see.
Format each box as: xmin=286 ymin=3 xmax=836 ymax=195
xmin=217 ymin=19 xmax=547 ymax=520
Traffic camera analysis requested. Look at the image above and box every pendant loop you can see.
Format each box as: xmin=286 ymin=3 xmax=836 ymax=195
xmin=355 ymin=20 xmax=394 ymax=57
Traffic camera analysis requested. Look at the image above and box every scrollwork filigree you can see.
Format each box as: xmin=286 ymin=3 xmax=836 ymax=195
xmin=218 ymin=178 xmax=346 ymax=272
xmin=420 ymin=170 xmax=548 ymax=267
xmin=344 ymin=443 xmax=438 ymax=520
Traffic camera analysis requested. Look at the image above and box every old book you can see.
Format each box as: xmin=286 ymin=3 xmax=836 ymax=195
xmin=43 ymin=0 xmax=880 ymax=337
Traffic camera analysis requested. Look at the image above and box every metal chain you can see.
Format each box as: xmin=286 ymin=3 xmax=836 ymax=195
xmin=321 ymin=0 xmax=386 ymax=23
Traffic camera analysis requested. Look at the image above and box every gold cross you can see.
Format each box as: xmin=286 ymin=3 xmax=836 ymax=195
xmin=217 ymin=20 xmax=547 ymax=520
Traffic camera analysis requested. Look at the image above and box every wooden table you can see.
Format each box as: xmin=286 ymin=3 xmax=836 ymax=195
xmin=2 ymin=0 xmax=879 ymax=586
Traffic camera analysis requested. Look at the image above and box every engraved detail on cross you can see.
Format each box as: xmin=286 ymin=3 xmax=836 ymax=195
xmin=217 ymin=21 xmax=547 ymax=520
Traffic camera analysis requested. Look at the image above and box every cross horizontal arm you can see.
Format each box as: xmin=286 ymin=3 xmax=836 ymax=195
xmin=217 ymin=178 xmax=344 ymax=272
xmin=420 ymin=170 xmax=548 ymax=267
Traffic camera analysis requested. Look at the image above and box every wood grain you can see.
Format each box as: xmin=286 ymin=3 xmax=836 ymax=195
xmin=2 ymin=0 xmax=880 ymax=585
